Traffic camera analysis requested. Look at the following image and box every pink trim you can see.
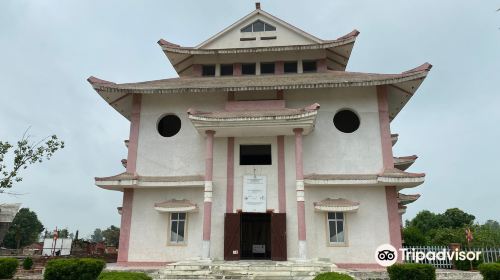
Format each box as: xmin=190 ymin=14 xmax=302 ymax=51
xmin=203 ymin=201 xmax=212 ymax=240
xmin=225 ymin=100 xmax=285 ymax=111
xmin=294 ymin=128 xmax=306 ymax=241
xmin=117 ymin=261 xmax=171 ymax=267
xmin=203 ymin=130 xmax=215 ymax=241
xmin=204 ymin=131 xmax=215 ymax=181
xmin=277 ymin=136 xmax=286 ymax=213
xmin=377 ymin=86 xmax=394 ymax=170
xmin=275 ymin=61 xmax=284 ymax=75
xmin=297 ymin=201 xmax=306 ymax=240
xmin=294 ymin=128 xmax=304 ymax=180
xmin=233 ymin=63 xmax=242 ymax=76
xmin=192 ymin=64 xmax=202 ymax=77
xmin=276 ymin=89 xmax=284 ymax=100
xmin=117 ymin=189 xmax=134 ymax=263
xmin=386 ymin=186 xmax=403 ymax=260
xmin=126 ymin=94 xmax=142 ymax=174
xmin=335 ymin=263 xmax=384 ymax=269
xmin=226 ymin=137 xmax=234 ymax=213
xmin=317 ymin=59 xmax=327 ymax=72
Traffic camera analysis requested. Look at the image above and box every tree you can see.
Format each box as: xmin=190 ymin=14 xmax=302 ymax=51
xmin=438 ymin=208 xmax=475 ymax=229
xmin=0 ymin=131 xmax=64 ymax=191
xmin=407 ymin=210 xmax=442 ymax=235
xmin=2 ymin=208 xmax=44 ymax=249
xmin=58 ymin=228 xmax=69 ymax=238
xmin=403 ymin=226 xmax=428 ymax=246
xmin=102 ymin=226 xmax=120 ymax=247
xmin=91 ymin=228 xmax=103 ymax=243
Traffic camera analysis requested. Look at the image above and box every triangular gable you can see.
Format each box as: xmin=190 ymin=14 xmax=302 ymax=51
xmin=196 ymin=8 xmax=323 ymax=49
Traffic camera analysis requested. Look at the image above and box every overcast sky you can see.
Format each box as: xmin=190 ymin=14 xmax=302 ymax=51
xmin=0 ymin=0 xmax=499 ymax=238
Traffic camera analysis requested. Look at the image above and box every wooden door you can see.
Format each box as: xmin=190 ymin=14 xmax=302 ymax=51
xmin=224 ymin=213 xmax=241 ymax=260
xmin=271 ymin=213 xmax=287 ymax=261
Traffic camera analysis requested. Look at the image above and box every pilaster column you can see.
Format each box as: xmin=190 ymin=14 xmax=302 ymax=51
xmin=294 ymin=128 xmax=307 ymax=260
xmin=202 ymin=130 xmax=215 ymax=259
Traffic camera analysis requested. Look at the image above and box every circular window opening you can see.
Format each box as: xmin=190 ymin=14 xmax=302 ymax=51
xmin=157 ymin=115 xmax=181 ymax=137
xmin=333 ymin=109 xmax=360 ymax=133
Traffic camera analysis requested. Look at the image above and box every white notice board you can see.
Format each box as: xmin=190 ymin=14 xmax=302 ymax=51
xmin=242 ymin=175 xmax=267 ymax=213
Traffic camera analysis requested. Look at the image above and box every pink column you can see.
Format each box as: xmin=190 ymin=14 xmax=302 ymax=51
xmin=202 ymin=130 xmax=215 ymax=259
xmin=294 ymin=128 xmax=307 ymax=259
xmin=233 ymin=63 xmax=242 ymax=76
xmin=275 ymin=61 xmax=284 ymax=75
xmin=118 ymin=94 xmax=141 ymax=264
xmin=277 ymin=136 xmax=286 ymax=213
xmin=226 ymin=137 xmax=234 ymax=213
xmin=377 ymin=85 xmax=402 ymax=257
xmin=192 ymin=64 xmax=202 ymax=77
xmin=317 ymin=59 xmax=327 ymax=73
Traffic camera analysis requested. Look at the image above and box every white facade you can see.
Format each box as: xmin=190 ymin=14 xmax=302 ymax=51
xmin=90 ymin=4 xmax=429 ymax=267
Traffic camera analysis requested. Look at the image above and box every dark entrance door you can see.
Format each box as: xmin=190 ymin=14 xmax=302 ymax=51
xmin=271 ymin=213 xmax=287 ymax=261
xmin=224 ymin=212 xmax=287 ymax=261
xmin=224 ymin=213 xmax=241 ymax=260
xmin=241 ymin=213 xmax=271 ymax=259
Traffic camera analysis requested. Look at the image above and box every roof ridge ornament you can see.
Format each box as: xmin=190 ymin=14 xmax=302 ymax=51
xmin=255 ymin=2 xmax=261 ymax=10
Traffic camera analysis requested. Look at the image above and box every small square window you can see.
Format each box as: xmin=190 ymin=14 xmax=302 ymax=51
xmin=202 ymin=65 xmax=215 ymax=76
xmin=240 ymin=145 xmax=271 ymax=165
xmin=242 ymin=63 xmax=256 ymax=75
xmin=284 ymin=61 xmax=298 ymax=73
xmin=221 ymin=64 xmax=233 ymax=76
xmin=302 ymin=60 xmax=317 ymax=73
xmin=260 ymin=62 xmax=275 ymax=74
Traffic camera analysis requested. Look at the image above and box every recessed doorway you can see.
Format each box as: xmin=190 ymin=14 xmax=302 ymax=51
xmin=241 ymin=213 xmax=271 ymax=259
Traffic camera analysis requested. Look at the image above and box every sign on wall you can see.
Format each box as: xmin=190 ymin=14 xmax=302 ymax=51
xmin=242 ymin=175 xmax=267 ymax=213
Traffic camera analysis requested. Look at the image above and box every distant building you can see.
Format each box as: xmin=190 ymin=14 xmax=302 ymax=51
xmin=0 ymin=203 xmax=21 ymax=244
xmin=89 ymin=3 xmax=428 ymax=267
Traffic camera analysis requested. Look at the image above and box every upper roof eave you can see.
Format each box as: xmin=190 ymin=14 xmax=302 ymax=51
xmin=157 ymin=29 xmax=359 ymax=55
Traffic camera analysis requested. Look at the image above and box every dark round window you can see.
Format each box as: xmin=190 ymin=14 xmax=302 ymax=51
xmin=333 ymin=109 xmax=360 ymax=133
xmin=157 ymin=115 xmax=181 ymax=137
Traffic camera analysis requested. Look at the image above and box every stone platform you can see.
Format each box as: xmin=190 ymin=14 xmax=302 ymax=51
xmin=106 ymin=260 xmax=483 ymax=280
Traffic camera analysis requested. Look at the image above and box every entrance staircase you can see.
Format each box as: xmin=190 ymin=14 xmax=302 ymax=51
xmin=149 ymin=260 xmax=334 ymax=280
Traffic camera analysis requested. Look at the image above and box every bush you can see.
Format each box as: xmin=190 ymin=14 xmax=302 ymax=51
xmin=98 ymin=271 xmax=152 ymax=280
xmin=44 ymin=258 xmax=105 ymax=280
xmin=455 ymin=253 xmax=483 ymax=271
xmin=478 ymin=263 xmax=500 ymax=280
xmin=0 ymin=258 xmax=19 ymax=279
xmin=387 ymin=263 xmax=436 ymax=280
xmin=313 ymin=272 xmax=354 ymax=280
xmin=23 ymin=257 xmax=33 ymax=270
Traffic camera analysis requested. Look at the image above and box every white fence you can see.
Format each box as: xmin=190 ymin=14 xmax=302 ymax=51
xmin=403 ymin=246 xmax=500 ymax=269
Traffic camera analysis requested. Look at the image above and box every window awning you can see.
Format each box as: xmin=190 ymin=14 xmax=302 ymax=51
xmin=313 ymin=198 xmax=360 ymax=212
xmin=154 ymin=199 xmax=199 ymax=213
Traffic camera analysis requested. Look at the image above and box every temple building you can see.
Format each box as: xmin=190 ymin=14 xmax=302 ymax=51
xmin=88 ymin=3 xmax=429 ymax=267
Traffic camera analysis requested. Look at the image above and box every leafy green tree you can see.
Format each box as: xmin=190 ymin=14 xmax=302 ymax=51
xmin=403 ymin=226 xmax=428 ymax=246
xmin=0 ymin=131 xmax=64 ymax=190
xmin=91 ymin=228 xmax=103 ymax=243
xmin=2 ymin=208 xmax=44 ymax=249
xmin=407 ymin=210 xmax=442 ymax=235
xmin=428 ymin=227 xmax=464 ymax=246
xmin=102 ymin=226 xmax=120 ymax=247
xmin=438 ymin=208 xmax=475 ymax=229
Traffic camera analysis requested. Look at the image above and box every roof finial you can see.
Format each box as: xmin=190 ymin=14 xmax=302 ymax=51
xmin=255 ymin=2 xmax=261 ymax=9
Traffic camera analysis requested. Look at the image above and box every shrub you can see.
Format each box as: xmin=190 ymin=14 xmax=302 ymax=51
xmin=387 ymin=263 xmax=436 ymax=280
xmin=478 ymin=263 xmax=500 ymax=280
xmin=23 ymin=257 xmax=33 ymax=270
xmin=98 ymin=271 xmax=152 ymax=280
xmin=0 ymin=258 xmax=19 ymax=279
xmin=44 ymin=258 xmax=105 ymax=280
xmin=313 ymin=272 xmax=354 ymax=280
xmin=455 ymin=253 xmax=483 ymax=271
